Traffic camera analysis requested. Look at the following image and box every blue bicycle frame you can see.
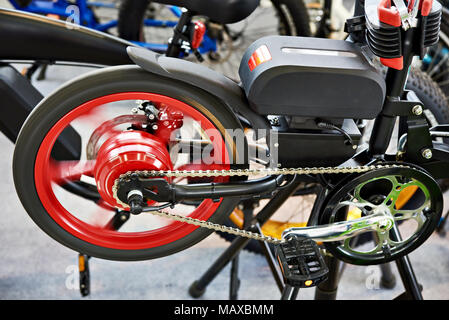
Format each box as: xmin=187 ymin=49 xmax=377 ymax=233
xmin=9 ymin=0 xmax=217 ymax=54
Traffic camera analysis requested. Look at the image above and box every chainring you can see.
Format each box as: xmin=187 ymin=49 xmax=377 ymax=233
xmin=319 ymin=163 xmax=443 ymax=265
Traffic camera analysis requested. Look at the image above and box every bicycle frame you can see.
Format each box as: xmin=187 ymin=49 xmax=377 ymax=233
xmin=9 ymin=0 xmax=217 ymax=54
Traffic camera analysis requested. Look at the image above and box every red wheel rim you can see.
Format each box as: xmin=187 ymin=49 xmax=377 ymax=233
xmin=34 ymin=92 xmax=230 ymax=250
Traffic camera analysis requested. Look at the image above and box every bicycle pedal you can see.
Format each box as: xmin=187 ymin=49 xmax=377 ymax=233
xmin=275 ymin=236 xmax=328 ymax=288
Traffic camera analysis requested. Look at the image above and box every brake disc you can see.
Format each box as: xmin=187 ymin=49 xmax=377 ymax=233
xmin=319 ymin=163 xmax=443 ymax=265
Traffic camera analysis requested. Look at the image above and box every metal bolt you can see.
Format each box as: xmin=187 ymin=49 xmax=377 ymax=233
xmin=379 ymin=219 xmax=391 ymax=230
xmin=423 ymin=207 xmax=433 ymax=218
xmin=152 ymin=124 xmax=159 ymax=130
xmin=131 ymin=107 xmax=139 ymax=114
xmin=421 ymin=148 xmax=433 ymax=159
xmin=148 ymin=114 xmax=155 ymax=120
xmin=273 ymin=142 xmax=279 ymax=148
xmin=412 ymin=105 xmax=423 ymax=116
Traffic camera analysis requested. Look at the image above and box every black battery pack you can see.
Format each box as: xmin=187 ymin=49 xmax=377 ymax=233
xmin=239 ymin=36 xmax=386 ymax=119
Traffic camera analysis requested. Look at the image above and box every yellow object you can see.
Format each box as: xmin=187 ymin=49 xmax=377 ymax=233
xmin=304 ymin=280 xmax=313 ymax=287
xmin=78 ymin=255 xmax=85 ymax=272
xmin=395 ymin=185 xmax=419 ymax=209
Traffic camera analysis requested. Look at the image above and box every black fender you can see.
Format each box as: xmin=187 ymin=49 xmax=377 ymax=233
xmin=126 ymin=47 xmax=270 ymax=132
xmin=0 ymin=8 xmax=133 ymax=66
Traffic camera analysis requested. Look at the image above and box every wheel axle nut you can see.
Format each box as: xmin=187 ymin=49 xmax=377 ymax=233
xmin=421 ymin=148 xmax=433 ymax=159
xmin=412 ymin=105 xmax=423 ymax=116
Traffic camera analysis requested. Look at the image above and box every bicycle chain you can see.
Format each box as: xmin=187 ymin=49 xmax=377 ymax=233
xmin=112 ymin=164 xmax=404 ymax=244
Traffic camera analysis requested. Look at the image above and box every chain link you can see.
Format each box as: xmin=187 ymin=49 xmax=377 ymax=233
xmin=112 ymin=164 xmax=405 ymax=244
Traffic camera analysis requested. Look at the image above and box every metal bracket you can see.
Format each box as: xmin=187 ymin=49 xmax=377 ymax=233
xmin=392 ymin=0 xmax=420 ymax=30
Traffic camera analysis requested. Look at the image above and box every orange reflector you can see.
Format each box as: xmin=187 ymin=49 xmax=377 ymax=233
xmin=78 ymin=255 xmax=85 ymax=272
xmin=248 ymin=45 xmax=272 ymax=71
xmin=304 ymin=280 xmax=313 ymax=287
xmin=46 ymin=14 xmax=60 ymax=20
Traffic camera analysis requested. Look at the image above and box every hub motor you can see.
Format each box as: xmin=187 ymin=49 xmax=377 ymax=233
xmin=94 ymin=130 xmax=173 ymax=209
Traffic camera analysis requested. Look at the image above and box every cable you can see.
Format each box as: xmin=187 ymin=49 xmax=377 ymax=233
xmin=316 ymin=121 xmax=355 ymax=147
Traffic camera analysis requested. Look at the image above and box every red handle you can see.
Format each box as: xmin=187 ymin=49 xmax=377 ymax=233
xmin=191 ymin=21 xmax=206 ymax=50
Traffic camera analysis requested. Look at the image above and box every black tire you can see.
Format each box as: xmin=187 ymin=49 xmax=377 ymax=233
xmin=118 ymin=0 xmax=312 ymax=42
xmin=421 ymin=8 xmax=449 ymax=98
xmin=118 ymin=0 xmax=149 ymax=42
xmin=407 ymin=68 xmax=449 ymax=126
xmin=265 ymin=0 xmax=312 ymax=37
xmin=13 ymin=65 xmax=247 ymax=261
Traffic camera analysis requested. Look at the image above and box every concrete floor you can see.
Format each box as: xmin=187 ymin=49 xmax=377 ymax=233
xmin=1 ymin=2 xmax=449 ymax=301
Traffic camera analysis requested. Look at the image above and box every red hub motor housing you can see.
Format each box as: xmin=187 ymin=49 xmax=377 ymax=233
xmin=94 ymin=130 xmax=173 ymax=209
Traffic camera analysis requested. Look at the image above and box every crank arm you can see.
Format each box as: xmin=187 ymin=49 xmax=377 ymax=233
xmin=281 ymin=212 xmax=395 ymax=243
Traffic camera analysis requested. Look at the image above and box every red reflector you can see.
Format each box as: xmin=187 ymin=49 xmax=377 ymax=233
xmin=380 ymin=57 xmax=404 ymax=70
xmin=420 ymin=0 xmax=433 ymax=16
xmin=248 ymin=45 xmax=272 ymax=71
xmin=191 ymin=21 xmax=206 ymax=49
xmin=377 ymin=0 xmax=401 ymax=27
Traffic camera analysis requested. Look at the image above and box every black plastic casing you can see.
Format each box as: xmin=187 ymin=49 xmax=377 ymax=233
xmin=239 ymin=36 xmax=386 ymax=120
xmin=0 ymin=8 xmax=133 ymax=65
xmin=0 ymin=65 xmax=81 ymax=160
xmin=275 ymin=119 xmax=361 ymax=167
xmin=0 ymin=65 xmax=43 ymax=143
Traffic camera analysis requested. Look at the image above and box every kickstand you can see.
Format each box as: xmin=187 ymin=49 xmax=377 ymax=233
xmin=280 ymin=285 xmax=300 ymax=300
xmin=189 ymin=175 xmax=306 ymax=299
xmin=229 ymin=255 xmax=240 ymax=300
xmin=229 ymin=200 xmax=258 ymax=300
xmin=36 ymin=64 xmax=48 ymax=81
xmin=281 ymin=284 xmax=299 ymax=300
xmin=22 ymin=61 xmax=48 ymax=81
xmin=390 ymin=225 xmax=423 ymax=300
xmin=76 ymin=210 xmax=130 ymax=297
